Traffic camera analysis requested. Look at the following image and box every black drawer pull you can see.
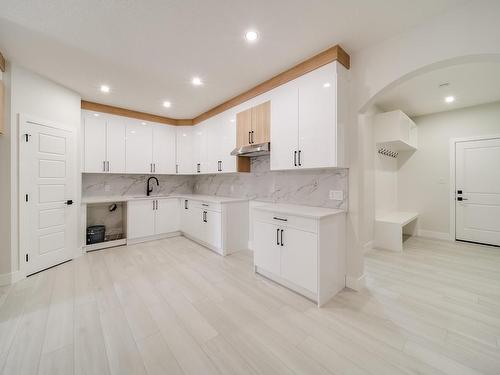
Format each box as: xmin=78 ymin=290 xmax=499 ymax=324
xmin=273 ymin=217 xmax=288 ymax=222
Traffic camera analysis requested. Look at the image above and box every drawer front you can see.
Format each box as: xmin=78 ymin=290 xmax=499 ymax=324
xmin=253 ymin=210 xmax=318 ymax=233
xmin=188 ymin=200 xmax=222 ymax=213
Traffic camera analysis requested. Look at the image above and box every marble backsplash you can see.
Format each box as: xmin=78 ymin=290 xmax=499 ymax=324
xmin=82 ymin=156 xmax=348 ymax=209
xmin=193 ymin=156 xmax=348 ymax=209
xmin=82 ymin=173 xmax=194 ymax=197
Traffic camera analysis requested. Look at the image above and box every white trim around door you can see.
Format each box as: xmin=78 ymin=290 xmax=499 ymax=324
xmin=18 ymin=114 xmax=79 ymax=276
xmin=449 ymin=134 xmax=500 ymax=246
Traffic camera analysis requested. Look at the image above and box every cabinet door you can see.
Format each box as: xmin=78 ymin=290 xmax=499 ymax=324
xmin=127 ymin=199 xmax=155 ymax=239
xmin=270 ymin=83 xmax=299 ymax=170
xmin=254 ymin=221 xmax=281 ymax=275
xmin=106 ymin=117 xmax=126 ymax=173
xmin=84 ymin=115 xmax=106 ymax=173
xmin=206 ymin=113 xmax=236 ymax=173
xmin=180 ymin=201 xmax=201 ymax=238
xmin=176 ymin=126 xmax=195 ymax=174
xmin=204 ymin=210 xmax=222 ymax=250
xmin=251 ymin=101 xmax=270 ymax=144
xmin=298 ymin=63 xmax=337 ymax=169
xmin=155 ymin=199 xmax=179 ymax=234
xmin=192 ymin=124 xmax=208 ymax=174
xmin=152 ymin=124 xmax=176 ymax=174
xmin=236 ymin=108 xmax=252 ymax=148
xmin=126 ymin=121 xmax=153 ymax=173
xmin=281 ymin=228 xmax=318 ymax=293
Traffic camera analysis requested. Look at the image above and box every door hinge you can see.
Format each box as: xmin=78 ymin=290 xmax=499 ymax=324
xmin=25 ymin=254 xmax=29 ymax=262
xmin=25 ymin=194 xmax=29 ymax=202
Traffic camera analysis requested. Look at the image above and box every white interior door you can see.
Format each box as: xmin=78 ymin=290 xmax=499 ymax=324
xmin=456 ymin=138 xmax=500 ymax=246
xmin=19 ymin=117 xmax=77 ymax=275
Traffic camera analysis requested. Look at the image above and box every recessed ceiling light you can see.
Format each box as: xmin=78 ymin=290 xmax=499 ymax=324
xmin=93 ymin=113 xmax=100 ymax=117
xmin=245 ymin=30 xmax=259 ymax=42
xmin=230 ymin=118 xmax=235 ymax=123
xmin=445 ymin=96 xmax=455 ymax=103
xmin=192 ymin=77 xmax=203 ymax=86
xmin=100 ymin=85 xmax=110 ymax=93
xmin=163 ymin=101 xmax=171 ymax=108
xmin=323 ymin=82 xmax=331 ymax=88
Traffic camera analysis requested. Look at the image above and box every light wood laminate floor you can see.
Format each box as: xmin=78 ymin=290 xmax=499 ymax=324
xmin=0 ymin=236 xmax=499 ymax=375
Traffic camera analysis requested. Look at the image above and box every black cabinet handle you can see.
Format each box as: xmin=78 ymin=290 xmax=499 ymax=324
xmin=280 ymin=229 xmax=284 ymax=246
xmin=298 ymin=150 xmax=302 ymax=166
xmin=251 ymin=131 xmax=254 ymax=144
xmin=176 ymin=164 xmax=179 ymax=174
xmin=276 ymin=228 xmax=280 ymax=245
xmin=65 ymin=200 xmax=73 ymax=205
xmin=248 ymin=131 xmax=251 ymax=144
xmin=294 ymin=151 xmax=297 ymax=166
xmin=184 ymin=200 xmax=188 ymax=209
xmin=273 ymin=216 xmax=288 ymax=222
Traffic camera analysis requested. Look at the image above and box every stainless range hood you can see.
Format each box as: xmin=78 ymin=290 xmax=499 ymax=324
xmin=230 ymin=142 xmax=270 ymax=157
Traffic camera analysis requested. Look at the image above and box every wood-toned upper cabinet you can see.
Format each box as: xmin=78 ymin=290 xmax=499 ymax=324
xmin=236 ymin=101 xmax=270 ymax=147
xmin=251 ymin=101 xmax=270 ymax=144
xmin=236 ymin=108 xmax=252 ymax=147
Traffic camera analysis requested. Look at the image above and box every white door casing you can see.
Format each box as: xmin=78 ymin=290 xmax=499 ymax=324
xmin=19 ymin=116 xmax=77 ymax=275
xmin=455 ymin=137 xmax=500 ymax=246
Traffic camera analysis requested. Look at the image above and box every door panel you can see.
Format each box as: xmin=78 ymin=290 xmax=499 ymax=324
xmin=204 ymin=210 xmax=222 ymax=250
xmin=236 ymin=108 xmax=252 ymax=148
xmin=153 ymin=124 xmax=176 ymax=174
xmin=270 ymin=83 xmax=299 ymax=170
xmin=176 ymin=126 xmax=195 ymax=174
xmin=155 ymin=199 xmax=180 ymax=234
xmin=252 ymin=101 xmax=270 ymax=144
xmin=298 ymin=63 xmax=337 ymax=169
xmin=281 ymin=228 xmax=317 ymax=293
xmin=254 ymin=221 xmax=281 ymax=275
xmin=84 ymin=115 xmax=106 ymax=173
xmin=456 ymin=138 xmax=500 ymax=246
xmin=127 ymin=199 xmax=155 ymax=239
xmin=20 ymin=119 xmax=77 ymax=275
xmin=126 ymin=121 xmax=153 ymax=174
xmin=106 ymin=117 xmax=126 ymax=173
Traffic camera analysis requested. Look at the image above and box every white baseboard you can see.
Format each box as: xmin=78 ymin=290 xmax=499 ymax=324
xmin=0 ymin=270 xmax=25 ymax=286
xmin=417 ymin=230 xmax=452 ymax=241
xmin=346 ymin=274 xmax=366 ymax=291
xmin=363 ymin=240 xmax=374 ymax=254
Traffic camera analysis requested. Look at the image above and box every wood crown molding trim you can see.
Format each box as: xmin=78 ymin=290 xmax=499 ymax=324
xmin=0 ymin=51 xmax=5 ymax=72
xmin=81 ymin=100 xmax=192 ymax=126
xmin=192 ymin=44 xmax=349 ymax=124
xmin=81 ymin=44 xmax=349 ymax=126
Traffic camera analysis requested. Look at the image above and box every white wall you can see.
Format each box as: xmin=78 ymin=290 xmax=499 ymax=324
xmin=397 ymin=101 xmax=500 ymax=238
xmin=0 ymin=64 xmax=81 ymax=282
xmin=346 ymin=0 xmax=500 ymax=288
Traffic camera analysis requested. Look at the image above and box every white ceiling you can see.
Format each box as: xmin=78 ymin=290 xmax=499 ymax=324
xmin=374 ymin=61 xmax=500 ymax=117
xmin=0 ymin=0 xmax=467 ymax=118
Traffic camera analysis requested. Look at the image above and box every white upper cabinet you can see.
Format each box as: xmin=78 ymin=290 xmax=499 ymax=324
xmin=83 ymin=114 xmax=106 ymax=173
xmin=106 ymin=117 xmax=126 ymax=173
xmin=297 ymin=63 xmax=337 ymax=169
xmin=270 ymin=81 xmax=299 ymax=170
xmin=192 ymin=123 xmax=208 ymax=174
xmin=83 ymin=112 xmax=125 ymax=173
xmin=176 ymin=126 xmax=195 ymax=174
xmin=152 ymin=124 xmax=176 ymax=174
xmin=374 ymin=109 xmax=417 ymax=151
xmin=126 ymin=121 xmax=153 ymax=174
xmin=206 ymin=112 xmax=237 ymax=173
xmin=270 ymin=61 xmax=348 ymax=170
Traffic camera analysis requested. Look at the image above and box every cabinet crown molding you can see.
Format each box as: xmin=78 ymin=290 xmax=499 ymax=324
xmin=81 ymin=44 xmax=350 ymax=126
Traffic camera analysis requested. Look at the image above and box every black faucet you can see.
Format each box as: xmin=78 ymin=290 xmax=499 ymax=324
xmin=147 ymin=176 xmax=159 ymax=196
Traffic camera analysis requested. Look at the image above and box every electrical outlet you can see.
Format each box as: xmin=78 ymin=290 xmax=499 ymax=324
xmin=329 ymin=190 xmax=343 ymax=200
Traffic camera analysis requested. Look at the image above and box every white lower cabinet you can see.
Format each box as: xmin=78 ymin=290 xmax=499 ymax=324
xmin=127 ymin=198 xmax=180 ymax=241
xmin=180 ymin=198 xmax=248 ymax=255
xmin=253 ymin=205 xmax=346 ymax=306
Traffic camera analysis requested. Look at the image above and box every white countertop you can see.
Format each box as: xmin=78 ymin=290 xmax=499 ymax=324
xmin=81 ymin=194 xmax=248 ymax=205
xmin=253 ymin=203 xmax=345 ymax=219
